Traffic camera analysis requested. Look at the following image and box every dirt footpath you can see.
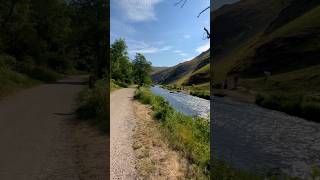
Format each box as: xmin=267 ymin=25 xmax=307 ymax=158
xmin=110 ymin=88 xmax=137 ymax=179
xmin=0 ymin=76 xmax=107 ymax=179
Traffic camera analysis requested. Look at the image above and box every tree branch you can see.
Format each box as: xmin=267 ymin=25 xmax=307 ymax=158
xmin=204 ymin=27 xmax=210 ymax=39
xmin=197 ymin=6 xmax=210 ymax=18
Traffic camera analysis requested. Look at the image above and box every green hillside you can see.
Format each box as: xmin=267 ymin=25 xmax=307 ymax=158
xmin=152 ymin=50 xmax=210 ymax=87
xmin=212 ymin=0 xmax=320 ymax=95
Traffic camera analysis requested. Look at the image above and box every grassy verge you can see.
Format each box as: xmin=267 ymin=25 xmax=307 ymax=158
xmin=255 ymin=93 xmax=320 ymax=122
xmin=0 ymin=54 xmax=63 ymax=98
xmin=75 ymin=79 xmax=108 ymax=133
xmin=134 ymin=87 xmax=210 ymax=178
xmin=190 ymin=90 xmax=210 ymax=100
xmin=161 ymin=83 xmax=211 ymax=100
xmin=0 ymin=66 xmax=39 ymax=98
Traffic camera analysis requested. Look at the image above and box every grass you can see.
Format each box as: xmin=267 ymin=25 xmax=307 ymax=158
xmin=255 ymin=93 xmax=320 ymax=122
xmin=134 ymin=87 xmax=210 ymax=178
xmin=0 ymin=55 xmax=39 ymax=97
xmin=17 ymin=62 xmax=61 ymax=83
xmin=0 ymin=54 xmax=63 ymax=98
xmin=190 ymin=91 xmax=210 ymax=100
xmin=161 ymin=83 xmax=211 ymax=100
xmin=0 ymin=66 xmax=39 ymax=98
xmin=76 ymin=79 xmax=108 ymax=133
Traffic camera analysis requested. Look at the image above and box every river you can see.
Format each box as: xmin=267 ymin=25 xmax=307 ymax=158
xmin=150 ymin=86 xmax=210 ymax=119
xmin=212 ymin=96 xmax=320 ymax=179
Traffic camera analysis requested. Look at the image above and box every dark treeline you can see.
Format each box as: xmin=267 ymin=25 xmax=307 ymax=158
xmin=110 ymin=38 xmax=152 ymax=87
xmin=0 ymin=0 xmax=107 ymax=81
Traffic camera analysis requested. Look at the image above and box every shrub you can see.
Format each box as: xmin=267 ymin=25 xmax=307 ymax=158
xmin=76 ymin=79 xmax=108 ymax=132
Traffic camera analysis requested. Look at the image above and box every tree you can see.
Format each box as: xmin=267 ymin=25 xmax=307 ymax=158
xmin=132 ymin=53 xmax=152 ymax=87
xmin=110 ymin=38 xmax=132 ymax=83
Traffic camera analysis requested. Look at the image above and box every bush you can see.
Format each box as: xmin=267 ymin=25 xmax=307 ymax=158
xmin=134 ymin=87 xmax=210 ymax=177
xmin=76 ymin=79 xmax=108 ymax=132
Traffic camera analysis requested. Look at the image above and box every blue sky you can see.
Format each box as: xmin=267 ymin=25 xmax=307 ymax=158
xmin=110 ymin=0 xmax=210 ymax=67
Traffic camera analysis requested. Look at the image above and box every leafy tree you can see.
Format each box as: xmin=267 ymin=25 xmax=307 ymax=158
xmin=110 ymin=38 xmax=132 ymax=84
xmin=132 ymin=53 xmax=152 ymax=87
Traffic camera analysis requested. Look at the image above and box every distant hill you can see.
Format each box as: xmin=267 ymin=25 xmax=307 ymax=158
xmin=212 ymin=0 xmax=320 ymax=94
xmin=152 ymin=50 xmax=209 ymax=86
xmin=151 ymin=66 xmax=168 ymax=74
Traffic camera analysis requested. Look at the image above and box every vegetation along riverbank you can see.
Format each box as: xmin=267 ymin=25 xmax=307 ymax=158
xmin=134 ymin=87 xmax=210 ymax=178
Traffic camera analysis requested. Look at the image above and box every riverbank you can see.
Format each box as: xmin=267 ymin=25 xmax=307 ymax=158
xmin=134 ymin=87 xmax=210 ymax=178
xmin=159 ymin=84 xmax=210 ymax=100
xmin=213 ymin=85 xmax=320 ymax=123
xmin=133 ymin=100 xmax=191 ymax=179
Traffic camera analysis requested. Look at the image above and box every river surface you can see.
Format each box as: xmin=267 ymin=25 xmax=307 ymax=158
xmin=211 ymin=96 xmax=320 ymax=179
xmin=150 ymin=86 xmax=210 ymax=119
xmin=151 ymin=86 xmax=320 ymax=178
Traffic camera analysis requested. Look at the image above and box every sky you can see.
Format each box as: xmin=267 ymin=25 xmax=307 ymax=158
xmin=110 ymin=0 xmax=210 ymax=67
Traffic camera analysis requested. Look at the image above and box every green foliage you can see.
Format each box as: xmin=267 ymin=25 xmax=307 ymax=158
xmin=76 ymin=79 xmax=108 ymax=132
xmin=113 ymin=81 xmax=128 ymax=88
xmin=255 ymin=93 xmax=320 ymax=122
xmin=0 ymin=54 xmax=38 ymax=97
xmin=110 ymin=39 xmax=133 ymax=84
xmin=134 ymin=87 xmax=210 ymax=178
xmin=132 ymin=53 xmax=152 ymax=87
xmin=190 ymin=91 xmax=210 ymax=100
xmin=0 ymin=0 xmax=107 ymax=82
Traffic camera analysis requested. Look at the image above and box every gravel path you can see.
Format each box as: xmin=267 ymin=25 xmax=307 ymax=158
xmin=211 ymin=96 xmax=320 ymax=178
xmin=0 ymin=76 xmax=86 ymax=179
xmin=110 ymin=88 xmax=137 ymax=179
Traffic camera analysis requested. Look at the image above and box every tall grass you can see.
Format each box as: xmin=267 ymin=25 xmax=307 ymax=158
xmin=0 ymin=55 xmax=38 ymax=97
xmin=76 ymin=79 xmax=108 ymax=132
xmin=255 ymin=93 xmax=320 ymax=122
xmin=134 ymin=87 xmax=210 ymax=178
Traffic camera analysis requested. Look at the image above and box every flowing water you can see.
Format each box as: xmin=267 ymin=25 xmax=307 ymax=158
xmin=151 ymin=86 xmax=320 ymax=178
xmin=212 ymin=96 xmax=320 ymax=179
xmin=150 ymin=86 xmax=210 ymax=119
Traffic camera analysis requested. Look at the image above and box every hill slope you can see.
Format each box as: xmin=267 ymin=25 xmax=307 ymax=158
xmin=152 ymin=50 xmax=209 ymax=86
xmin=212 ymin=0 xmax=320 ymax=94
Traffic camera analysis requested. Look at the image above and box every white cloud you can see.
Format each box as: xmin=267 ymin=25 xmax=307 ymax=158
xmin=115 ymin=0 xmax=162 ymax=22
xmin=159 ymin=46 xmax=173 ymax=51
xmin=173 ymin=50 xmax=182 ymax=53
xmin=196 ymin=41 xmax=210 ymax=53
xmin=184 ymin=35 xmax=191 ymax=39
xmin=133 ymin=47 xmax=159 ymax=54
xmin=127 ymin=39 xmax=160 ymax=54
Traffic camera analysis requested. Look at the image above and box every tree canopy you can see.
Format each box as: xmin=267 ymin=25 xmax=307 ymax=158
xmin=0 ymin=0 xmax=108 ymax=79
xmin=110 ymin=39 xmax=152 ymax=87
